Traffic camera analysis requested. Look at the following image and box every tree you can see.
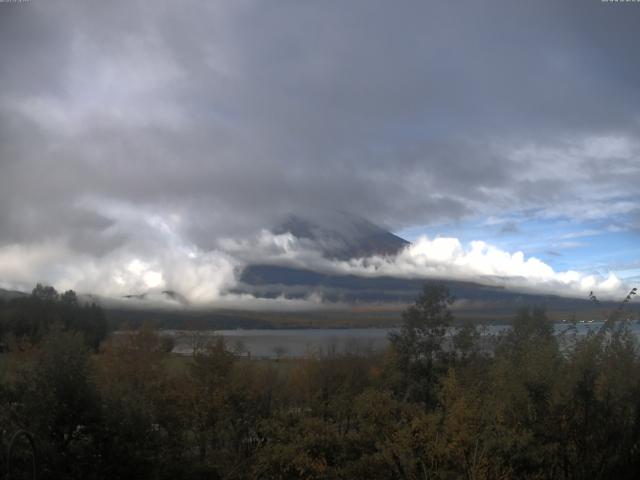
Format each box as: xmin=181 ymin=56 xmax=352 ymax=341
xmin=60 ymin=290 xmax=78 ymax=307
xmin=181 ymin=336 xmax=235 ymax=471
xmin=13 ymin=328 xmax=100 ymax=479
xmin=31 ymin=283 xmax=59 ymax=303
xmin=0 ymin=284 xmax=107 ymax=350
xmin=388 ymin=284 xmax=454 ymax=404
xmin=94 ymin=324 xmax=173 ymax=479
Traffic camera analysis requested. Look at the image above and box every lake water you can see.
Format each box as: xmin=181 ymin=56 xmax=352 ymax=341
xmin=164 ymin=320 xmax=640 ymax=358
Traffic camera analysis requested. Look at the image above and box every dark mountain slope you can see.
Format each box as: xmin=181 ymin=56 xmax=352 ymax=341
xmin=237 ymin=264 xmax=615 ymax=320
xmin=0 ymin=288 xmax=29 ymax=301
xmin=274 ymin=212 xmax=409 ymax=259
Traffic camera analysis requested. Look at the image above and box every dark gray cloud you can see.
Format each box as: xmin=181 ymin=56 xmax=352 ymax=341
xmin=0 ymin=0 xmax=639 ymax=298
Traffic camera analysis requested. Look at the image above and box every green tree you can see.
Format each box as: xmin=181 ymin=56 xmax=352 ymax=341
xmin=388 ymin=284 xmax=454 ymax=405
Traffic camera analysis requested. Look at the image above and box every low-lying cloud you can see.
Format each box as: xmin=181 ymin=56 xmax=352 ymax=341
xmin=225 ymin=230 xmax=627 ymax=300
xmin=0 ymin=224 xmax=628 ymax=308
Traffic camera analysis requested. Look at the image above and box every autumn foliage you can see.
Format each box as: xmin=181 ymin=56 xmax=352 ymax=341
xmin=0 ymin=284 xmax=638 ymax=479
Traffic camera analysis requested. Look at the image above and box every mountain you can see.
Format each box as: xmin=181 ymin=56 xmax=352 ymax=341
xmin=273 ymin=211 xmax=409 ymax=259
xmin=0 ymin=288 xmax=29 ymax=301
xmin=109 ymin=212 xmax=627 ymax=322
xmin=224 ymin=212 xmax=630 ymax=321
xmin=122 ymin=290 xmax=189 ymax=305
xmin=6 ymin=213 xmax=628 ymax=326
xmin=235 ymin=264 xmax=617 ymax=321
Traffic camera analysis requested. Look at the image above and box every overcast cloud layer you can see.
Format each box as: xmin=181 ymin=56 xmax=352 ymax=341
xmin=0 ymin=0 xmax=639 ymax=305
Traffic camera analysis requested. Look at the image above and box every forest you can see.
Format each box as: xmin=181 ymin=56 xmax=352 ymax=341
xmin=0 ymin=284 xmax=638 ymax=479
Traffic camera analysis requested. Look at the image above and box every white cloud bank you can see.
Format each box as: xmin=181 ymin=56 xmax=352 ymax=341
xmin=0 ymin=228 xmax=629 ymax=308
xmin=339 ymin=237 xmax=624 ymax=298
xmin=225 ymin=231 xmax=627 ymax=300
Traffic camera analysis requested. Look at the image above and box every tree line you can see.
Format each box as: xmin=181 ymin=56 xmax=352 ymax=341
xmin=0 ymin=283 xmax=638 ymax=479
xmin=0 ymin=284 xmax=107 ymax=351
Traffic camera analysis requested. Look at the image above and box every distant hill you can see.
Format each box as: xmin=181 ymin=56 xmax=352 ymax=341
xmin=0 ymin=288 xmax=29 ymax=301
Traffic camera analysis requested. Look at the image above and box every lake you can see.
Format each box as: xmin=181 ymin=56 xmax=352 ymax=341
xmin=163 ymin=320 xmax=640 ymax=358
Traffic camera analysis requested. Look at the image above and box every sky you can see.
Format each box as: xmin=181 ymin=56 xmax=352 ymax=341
xmin=0 ymin=0 xmax=639 ymax=305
